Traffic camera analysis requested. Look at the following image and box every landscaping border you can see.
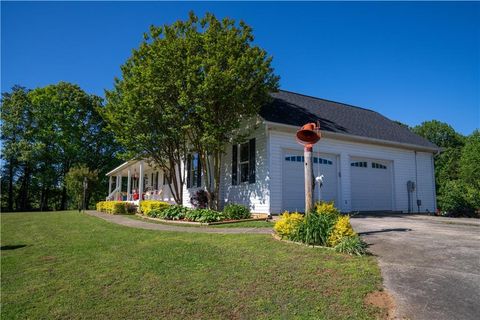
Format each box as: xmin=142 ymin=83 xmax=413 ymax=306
xmin=136 ymin=214 xmax=269 ymax=226
xmin=271 ymin=233 xmax=335 ymax=250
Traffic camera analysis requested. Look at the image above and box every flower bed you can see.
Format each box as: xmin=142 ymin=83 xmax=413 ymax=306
xmin=142 ymin=202 xmax=259 ymax=224
xmin=273 ymin=202 xmax=367 ymax=255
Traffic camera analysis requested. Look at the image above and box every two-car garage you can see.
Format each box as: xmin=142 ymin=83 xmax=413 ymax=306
xmin=282 ymin=151 xmax=394 ymax=212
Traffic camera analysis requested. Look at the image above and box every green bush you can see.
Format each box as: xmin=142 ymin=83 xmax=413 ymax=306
xmin=334 ymin=236 xmax=367 ymax=256
xmin=291 ymin=213 xmax=337 ymax=246
xmin=438 ymin=180 xmax=479 ymax=217
xmin=186 ymin=209 xmax=224 ymax=223
xmin=140 ymin=200 xmax=170 ymax=216
xmin=95 ymin=201 xmax=136 ymax=215
xmin=223 ymin=203 xmax=251 ymax=220
xmin=152 ymin=205 xmax=190 ymax=220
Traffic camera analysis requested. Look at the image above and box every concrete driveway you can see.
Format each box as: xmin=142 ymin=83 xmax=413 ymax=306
xmin=351 ymin=214 xmax=480 ymax=320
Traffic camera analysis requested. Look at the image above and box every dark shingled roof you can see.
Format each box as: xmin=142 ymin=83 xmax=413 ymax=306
xmin=260 ymin=90 xmax=438 ymax=149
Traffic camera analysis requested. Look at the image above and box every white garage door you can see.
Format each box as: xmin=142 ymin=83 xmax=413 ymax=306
xmin=350 ymin=157 xmax=393 ymax=211
xmin=282 ymin=151 xmax=338 ymax=212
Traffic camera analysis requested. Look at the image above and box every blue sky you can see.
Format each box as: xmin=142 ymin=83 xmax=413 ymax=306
xmin=2 ymin=1 xmax=479 ymax=135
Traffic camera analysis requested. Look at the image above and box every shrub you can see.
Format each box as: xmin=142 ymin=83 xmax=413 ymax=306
xmin=315 ymin=201 xmax=340 ymax=218
xmin=274 ymin=212 xmax=304 ymax=239
xmin=186 ymin=209 xmax=224 ymax=223
xmin=152 ymin=205 xmax=190 ymax=220
xmin=140 ymin=200 xmax=170 ymax=216
xmin=438 ymin=180 xmax=479 ymax=217
xmin=190 ymin=189 xmax=209 ymax=209
xmin=334 ymin=236 xmax=367 ymax=256
xmin=95 ymin=201 xmax=136 ymax=215
xmin=224 ymin=203 xmax=251 ymax=220
xmin=291 ymin=213 xmax=337 ymax=246
xmin=328 ymin=215 xmax=356 ymax=246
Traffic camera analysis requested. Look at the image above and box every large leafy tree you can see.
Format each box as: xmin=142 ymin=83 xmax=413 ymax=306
xmin=0 ymin=86 xmax=39 ymax=211
xmin=180 ymin=13 xmax=279 ymax=209
xmin=104 ymin=12 xmax=279 ymax=208
xmin=65 ymin=164 xmax=98 ymax=210
xmin=412 ymin=120 xmax=464 ymax=148
xmin=412 ymin=120 xmax=465 ymax=192
xmin=1 ymin=83 xmax=121 ymax=211
xmin=459 ymin=130 xmax=480 ymax=189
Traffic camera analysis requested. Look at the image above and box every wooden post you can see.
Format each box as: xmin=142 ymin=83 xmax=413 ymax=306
xmin=304 ymin=146 xmax=314 ymax=214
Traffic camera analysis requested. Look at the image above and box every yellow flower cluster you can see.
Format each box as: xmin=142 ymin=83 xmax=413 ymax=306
xmin=328 ymin=215 xmax=356 ymax=246
xmin=96 ymin=201 xmax=134 ymax=215
xmin=139 ymin=200 xmax=170 ymax=215
xmin=274 ymin=211 xmax=304 ymax=238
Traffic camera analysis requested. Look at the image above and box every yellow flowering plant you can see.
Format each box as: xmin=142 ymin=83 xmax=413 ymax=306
xmin=274 ymin=211 xmax=304 ymax=239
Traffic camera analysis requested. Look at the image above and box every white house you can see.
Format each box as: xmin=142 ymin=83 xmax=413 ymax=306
xmin=105 ymin=90 xmax=439 ymax=214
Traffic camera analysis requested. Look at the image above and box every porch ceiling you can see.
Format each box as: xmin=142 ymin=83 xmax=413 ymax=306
xmin=106 ymin=160 xmax=157 ymax=176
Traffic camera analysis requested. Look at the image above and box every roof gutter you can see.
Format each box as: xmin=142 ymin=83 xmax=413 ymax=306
xmin=264 ymin=121 xmax=440 ymax=153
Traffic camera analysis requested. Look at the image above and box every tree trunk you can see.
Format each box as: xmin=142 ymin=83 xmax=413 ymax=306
xmin=60 ymin=186 xmax=68 ymax=210
xmin=213 ymin=151 xmax=222 ymax=210
xmin=18 ymin=165 xmax=31 ymax=211
xmin=7 ymin=158 xmax=14 ymax=211
xmin=40 ymin=187 xmax=50 ymax=211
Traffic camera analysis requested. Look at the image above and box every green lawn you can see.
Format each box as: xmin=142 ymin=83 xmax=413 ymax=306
xmin=1 ymin=211 xmax=384 ymax=319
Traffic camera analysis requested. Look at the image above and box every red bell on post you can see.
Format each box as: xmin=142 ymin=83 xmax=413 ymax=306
xmin=295 ymin=122 xmax=321 ymax=214
xmin=296 ymin=122 xmax=321 ymax=150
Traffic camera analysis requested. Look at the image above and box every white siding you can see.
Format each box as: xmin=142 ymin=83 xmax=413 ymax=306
xmin=268 ymin=129 xmax=436 ymax=213
xmin=181 ymin=123 xmax=270 ymax=213
xmin=219 ymin=125 xmax=270 ymax=213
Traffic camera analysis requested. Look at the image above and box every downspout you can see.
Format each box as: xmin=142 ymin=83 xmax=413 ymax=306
xmin=414 ymin=151 xmax=419 ymax=213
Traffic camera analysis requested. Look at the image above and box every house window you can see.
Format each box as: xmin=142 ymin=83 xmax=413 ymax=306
xmin=187 ymin=153 xmax=201 ymax=188
xmin=372 ymin=162 xmax=387 ymax=169
xmin=351 ymin=161 xmax=367 ymax=168
xmin=285 ymin=155 xmax=332 ymax=165
xmin=232 ymin=139 xmax=256 ymax=185
xmin=240 ymin=142 xmax=250 ymax=183
xmin=163 ymin=172 xmax=167 ymax=185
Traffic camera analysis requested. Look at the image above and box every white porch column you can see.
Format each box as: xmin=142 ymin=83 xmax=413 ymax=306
xmin=127 ymin=169 xmax=131 ymax=201
xmin=139 ymin=161 xmax=144 ymax=201
xmin=118 ymin=174 xmax=123 ymax=194
xmin=108 ymin=176 xmax=112 ymax=196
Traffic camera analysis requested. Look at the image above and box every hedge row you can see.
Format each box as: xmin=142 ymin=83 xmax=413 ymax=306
xmin=96 ymin=201 xmax=137 ymax=215
xmin=139 ymin=200 xmax=170 ymax=215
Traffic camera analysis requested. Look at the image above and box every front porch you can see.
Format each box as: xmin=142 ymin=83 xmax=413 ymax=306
xmin=105 ymin=160 xmax=175 ymax=204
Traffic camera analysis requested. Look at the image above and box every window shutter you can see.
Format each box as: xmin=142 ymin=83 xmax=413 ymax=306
xmin=186 ymin=155 xmax=191 ymax=188
xmin=232 ymin=145 xmax=238 ymax=185
xmin=249 ymin=138 xmax=256 ymax=184
xmin=155 ymin=171 xmax=159 ymax=189
xmin=196 ymin=155 xmax=202 ymax=188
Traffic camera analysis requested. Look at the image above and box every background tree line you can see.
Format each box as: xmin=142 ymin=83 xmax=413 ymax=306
xmin=1 ymin=83 xmax=122 ymax=212
xmin=1 ymin=12 xmax=477 ymax=216
xmin=412 ymin=120 xmax=479 ymax=216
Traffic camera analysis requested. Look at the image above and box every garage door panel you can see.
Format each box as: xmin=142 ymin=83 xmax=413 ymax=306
xmin=283 ymin=151 xmax=338 ymax=212
xmin=351 ymin=158 xmax=392 ymax=211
